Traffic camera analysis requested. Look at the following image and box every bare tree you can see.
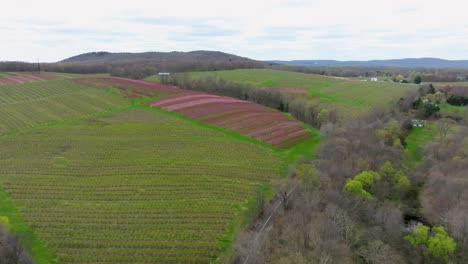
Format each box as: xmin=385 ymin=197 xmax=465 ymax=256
xmin=437 ymin=118 xmax=452 ymax=142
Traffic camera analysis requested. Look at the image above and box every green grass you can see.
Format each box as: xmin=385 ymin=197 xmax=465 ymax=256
xmin=0 ymin=187 xmax=57 ymax=263
xmin=0 ymin=108 xmax=283 ymax=263
xmin=184 ymin=69 xmax=344 ymax=89
xmin=157 ymin=69 xmax=419 ymax=118
xmin=439 ymin=103 xmax=467 ymax=120
xmin=404 ymin=123 xmax=438 ymax=168
xmin=0 ymin=79 xmax=129 ymax=134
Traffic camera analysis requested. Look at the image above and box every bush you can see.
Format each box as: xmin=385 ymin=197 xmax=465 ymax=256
xmin=446 ymin=94 xmax=468 ymax=106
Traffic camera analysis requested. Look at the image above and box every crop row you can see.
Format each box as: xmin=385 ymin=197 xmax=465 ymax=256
xmin=150 ymin=93 xmax=311 ymax=147
xmin=75 ymin=76 xmax=312 ymax=148
xmin=0 ymin=109 xmax=281 ymax=263
xmin=0 ymin=79 xmax=128 ymax=133
xmin=0 ymin=72 xmax=56 ymax=86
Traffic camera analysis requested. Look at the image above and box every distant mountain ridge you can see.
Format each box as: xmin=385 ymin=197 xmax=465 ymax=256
xmin=269 ymin=58 xmax=468 ymax=69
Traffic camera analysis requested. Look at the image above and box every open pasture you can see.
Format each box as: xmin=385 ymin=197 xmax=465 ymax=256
xmin=185 ymin=69 xmax=419 ymax=116
xmin=0 ymin=109 xmax=281 ymax=263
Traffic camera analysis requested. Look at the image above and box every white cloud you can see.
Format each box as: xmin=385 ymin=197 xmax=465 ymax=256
xmin=1 ymin=0 xmax=467 ymax=62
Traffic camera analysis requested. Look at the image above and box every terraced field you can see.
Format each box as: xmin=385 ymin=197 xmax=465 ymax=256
xmin=0 ymin=109 xmax=281 ymax=263
xmin=0 ymin=79 xmax=128 ymax=133
xmin=175 ymin=69 xmax=419 ymax=117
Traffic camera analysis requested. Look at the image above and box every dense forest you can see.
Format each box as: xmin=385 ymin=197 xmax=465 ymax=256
xmin=228 ymin=86 xmax=468 ymax=264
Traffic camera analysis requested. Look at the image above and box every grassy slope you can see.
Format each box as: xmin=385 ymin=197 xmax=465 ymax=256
xmin=439 ymin=103 xmax=467 ymax=120
xmin=404 ymin=123 xmax=438 ymax=168
xmin=403 ymin=120 xmax=462 ymax=171
xmin=158 ymin=69 xmax=418 ymax=118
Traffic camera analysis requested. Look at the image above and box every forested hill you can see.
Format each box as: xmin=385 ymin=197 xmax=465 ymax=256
xmin=0 ymin=50 xmax=269 ymax=79
xmin=44 ymin=50 xmax=264 ymax=78
xmin=61 ymin=50 xmax=265 ymax=66
xmin=270 ymin=58 xmax=468 ymax=69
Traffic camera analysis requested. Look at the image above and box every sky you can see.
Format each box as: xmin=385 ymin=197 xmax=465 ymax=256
xmin=1 ymin=0 xmax=468 ymax=62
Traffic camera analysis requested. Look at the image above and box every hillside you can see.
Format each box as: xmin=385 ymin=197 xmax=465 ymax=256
xmin=0 ymin=108 xmax=281 ymax=263
xmin=270 ymin=58 xmax=468 ymax=69
xmin=0 ymin=73 xmax=318 ymax=263
xmin=173 ymin=69 xmax=418 ymax=119
xmin=33 ymin=51 xmax=265 ymax=78
xmin=61 ymin=50 xmax=262 ymax=64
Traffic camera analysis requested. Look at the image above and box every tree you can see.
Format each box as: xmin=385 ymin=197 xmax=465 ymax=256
xmin=414 ymin=76 xmax=422 ymax=84
xmin=343 ymin=170 xmax=381 ymax=199
xmin=359 ymin=240 xmax=403 ymax=264
xmin=277 ymin=253 xmax=309 ymax=264
xmin=427 ymin=226 xmax=457 ymax=263
xmin=317 ymin=109 xmax=330 ymax=127
xmin=376 ymin=120 xmax=404 ymax=146
xmin=405 ymin=224 xmax=456 ymax=263
xmin=437 ymin=118 xmax=452 ymax=142
xmin=344 ymin=179 xmax=372 ymax=199
xmin=405 ymin=223 xmax=429 ymax=247
xmin=354 ymin=171 xmax=381 ymax=187
xmin=296 ymin=163 xmax=320 ymax=188
xmin=434 ymin=91 xmax=445 ymax=104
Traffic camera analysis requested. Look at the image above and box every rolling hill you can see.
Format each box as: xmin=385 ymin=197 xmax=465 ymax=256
xmin=171 ymin=69 xmax=419 ymax=119
xmin=60 ymin=50 xmax=264 ymax=65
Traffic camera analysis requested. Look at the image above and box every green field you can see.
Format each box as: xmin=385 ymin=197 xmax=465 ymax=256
xmin=171 ymin=69 xmax=419 ymax=117
xmin=0 ymin=79 xmax=129 ymax=134
xmin=0 ymin=108 xmax=281 ymax=263
xmin=404 ymin=123 xmax=438 ymax=168
xmin=440 ymin=103 xmax=467 ymax=120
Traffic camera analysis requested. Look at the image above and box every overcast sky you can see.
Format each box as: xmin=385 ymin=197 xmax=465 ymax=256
xmin=1 ymin=0 xmax=468 ymax=62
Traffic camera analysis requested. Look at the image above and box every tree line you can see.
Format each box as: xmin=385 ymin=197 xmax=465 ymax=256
xmin=167 ymin=74 xmax=340 ymax=129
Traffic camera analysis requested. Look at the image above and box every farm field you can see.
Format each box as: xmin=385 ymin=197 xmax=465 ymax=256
xmin=168 ymin=69 xmax=419 ymax=117
xmin=78 ymin=76 xmax=313 ymax=148
xmin=0 ymin=108 xmax=281 ymax=263
xmin=0 ymin=78 xmax=129 ymax=134
xmin=150 ymin=93 xmax=311 ymax=148
xmin=0 ymin=72 xmax=57 ymax=85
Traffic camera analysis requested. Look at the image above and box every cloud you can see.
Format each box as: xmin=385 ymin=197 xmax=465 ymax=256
xmin=1 ymin=0 xmax=468 ymax=62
